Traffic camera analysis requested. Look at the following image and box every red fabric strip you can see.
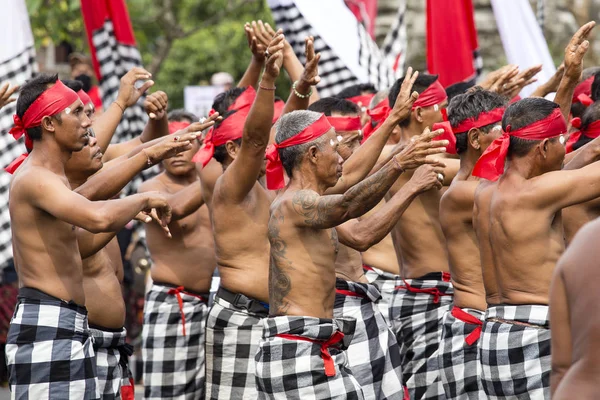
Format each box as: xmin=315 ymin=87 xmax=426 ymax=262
xmin=276 ymin=330 xmax=345 ymax=377
xmin=395 ymin=280 xmax=453 ymax=304
xmin=412 ymin=80 xmax=448 ymax=109
xmin=327 ymin=116 xmax=362 ymax=132
xmin=265 ymin=114 xmax=333 ymax=190
xmin=168 ymin=121 xmax=191 ymax=134
xmin=451 ymin=306 xmax=482 ymax=345
xmin=432 ymin=121 xmax=457 ymax=154
xmin=573 ymin=76 xmax=594 ymax=104
xmin=167 ymin=286 xmax=207 ymax=337
xmin=452 ymin=107 xmax=505 ymax=133
xmin=77 ymin=89 xmax=93 ymax=107
xmin=273 ymin=99 xmax=285 ymax=124
xmin=335 ymin=289 xmax=367 ymax=298
xmin=472 ymin=107 xmax=567 ymax=181
xmin=347 ymin=94 xmax=375 ymax=108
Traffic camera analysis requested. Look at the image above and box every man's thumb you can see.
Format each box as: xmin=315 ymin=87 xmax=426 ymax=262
xmin=138 ymin=80 xmax=155 ymax=95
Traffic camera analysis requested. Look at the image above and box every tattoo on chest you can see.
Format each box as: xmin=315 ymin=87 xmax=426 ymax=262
xmin=331 ymin=228 xmax=339 ymax=254
xmin=268 ymin=209 xmax=293 ymax=315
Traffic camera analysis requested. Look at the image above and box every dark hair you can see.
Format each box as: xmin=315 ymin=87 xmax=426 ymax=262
xmin=447 ymin=87 xmax=507 ymax=154
xmin=571 ymin=68 xmax=600 ymax=118
xmin=62 ymin=79 xmax=83 ymax=93
xmin=573 ymin=101 xmax=600 ymax=150
xmin=168 ymin=109 xmax=198 ymax=123
xmin=211 ymin=87 xmax=247 ymax=116
xmin=308 ymin=97 xmax=359 ymax=116
xmin=503 ymin=98 xmax=559 ymax=157
xmin=389 ymin=74 xmax=440 ymax=127
xmin=211 ymin=109 xmax=242 ymax=164
xmin=275 ymin=110 xmax=324 ymax=177
xmin=17 ymin=73 xmax=60 ymax=142
xmin=336 ymin=83 xmax=377 ymax=99
xmin=446 ymin=81 xmax=475 ymax=102
xmin=590 ymin=73 xmax=600 ymax=102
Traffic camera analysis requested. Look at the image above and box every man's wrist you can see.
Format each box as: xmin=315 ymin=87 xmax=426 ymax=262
xmin=391 ymin=156 xmax=404 ymax=173
xmin=261 ymin=75 xmax=277 ymax=87
xmin=114 ymin=100 xmax=126 ymax=113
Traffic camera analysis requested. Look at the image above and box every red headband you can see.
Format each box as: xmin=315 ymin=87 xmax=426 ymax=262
xmin=6 ymin=80 xmax=79 ymax=174
xmin=573 ymin=76 xmax=594 ymax=105
xmin=566 ymin=119 xmax=600 ymax=153
xmin=77 ymin=89 xmax=93 ymax=107
xmin=472 ymin=107 xmax=567 ymax=181
xmin=326 ymin=116 xmax=362 ymax=132
xmin=168 ymin=121 xmax=191 ymax=134
xmin=363 ymin=98 xmax=391 ymax=143
xmin=412 ymin=80 xmax=447 ymax=110
xmin=192 ymin=87 xmax=257 ymax=166
xmin=347 ymin=94 xmax=375 ymax=107
xmin=273 ymin=99 xmax=285 ymax=124
xmin=265 ymin=114 xmax=333 ymax=190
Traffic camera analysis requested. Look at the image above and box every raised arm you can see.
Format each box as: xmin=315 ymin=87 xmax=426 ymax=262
xmin=197 ymin=158 xmax=222 ymax=210
xmin=554 ymin=22 xmax=595 ymax=120
xmin=139 ymin=176 xmax=204 ymax=222
xmin=286 ymin=129 xmax=448 ymax=229
xmin=76 ymin=131 xmax=201 ymax=201
xmin=95 ymin=68 xmax=154 ymax=156
xmin=77 ymin=230 xmax=119 ymax=259
xmin=336 ymin=164 xmax=442 ymax=251
xmin=26 ymin=169 xmax=171 ymax=234
xmin=280 ymin=37 xmax=321 ymax=115
xmin=325 ymin=67 xmax=420 ymax=194
xmin=530 ymin=64 xmax=564 ymax=98
xmin=563 ymin=134 xmax=600 ymax=170
xmin=217 ymin=33 xmax=284 ymax=203
xmin=237 ymin=22 xmax=267 ymax=89
xmin=103 ymin=90 xmax=169 ymax=161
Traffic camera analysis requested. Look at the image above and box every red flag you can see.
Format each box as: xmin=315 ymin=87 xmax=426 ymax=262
xmin=426 ymin=0 xmax=480 ymax=87
xmin=345 ymin=0 xmax=378 ymax=39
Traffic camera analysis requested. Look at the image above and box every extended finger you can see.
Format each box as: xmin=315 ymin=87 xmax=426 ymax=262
xmin=576 ymin=40 xmax=590 ymax=60
xmin=244 ymin=26 xmax=254 ymax=47
xmin=137 ymin=80 xmax=154 ymax=95
xmin=305 ymin=37 xmax=315 ymax=61
xmin=420 ymin=128 xmax=444 ymax=141
xmin=264 ymin=22 xmax=277 ymax=36
xmin=0 ymin=82 xmax=9 ymax=99
xmin=423 ymin=159 xmax=447 ymax=168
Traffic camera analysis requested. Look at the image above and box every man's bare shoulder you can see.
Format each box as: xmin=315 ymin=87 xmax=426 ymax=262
xmin=11 ymin=166 xmax=66 ymax=198
xmin=138 ymin=173 xmax=167 ymax=193
xmin=557 ymin=218 xmax=600 ymax=275
xmin=442 ymin=180 xmax=478 ymax=212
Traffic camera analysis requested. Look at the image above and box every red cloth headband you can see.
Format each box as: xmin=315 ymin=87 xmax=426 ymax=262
xmin=347 ymin=94 xmax=375 ymax=107
xmin=412 ymin=80 xmax=447 ymax=109
xmin=573 ymin=76 xmax=594 ymax=105
xmin=273 ymin=99 xmax=285 ymax=124
xmin=566 ymin=119 xmax=600 ymax=153
xmin=431 ymin=122 xmax=457 ymax=154
xmin=326 ymin=116 xmax=362 ymax=132
xmin=168 ymin=121 xmax=191 ymax=134
xmin=77 ymin=89 xmax=93 ymax=107
xmin=6 ymin=80 xmax=79 ymax=174
xmin=265 ymin=114 xmax=333 ymax=190
xmin=192 ymin=86 xmax=257 ymax=166
xmin=362 ymin=98 xmax=390 ymax=143
xmin=472 ymin=107 xmax=567 ymax=181
xmin=452 ymin=107 xmax=505 ymax=133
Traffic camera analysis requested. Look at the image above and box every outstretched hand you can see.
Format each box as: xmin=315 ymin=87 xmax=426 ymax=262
xmin=299 ymin=36 xmax=321 ymax=87
xmin=144 ymin=132 xmax=199 ymax=164
xmin=501 ymin=64 xmax=542 ymax=99
xmin=0 ymin=83 xmax=18 ymax=110
xmin=394 ymin=127 xmax=448 ymax=170
xmin=117 ymin=67 xmax=154 ymax=109
xmin=564 ymin=21 xmax=595 ymax=81
xmin=263 ymin=30 xmax=285 ymax=80
xmin=408 ymin=164 xmax=445 ymax=192
xmin=389 ymin=67 xmax=420 ymax=123
xmin=144 ymin=192 xmax=172 ymax=238
xmin=144 ymin=91 xmax=168 ymax=120
xmin=245 ymin=22 xmax=267 ymax=62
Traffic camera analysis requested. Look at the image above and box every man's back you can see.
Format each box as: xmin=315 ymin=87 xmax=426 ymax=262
xmin=439 ymin=179 xmax=486 ymax=310
xmin=10 ymin=165 xmax=85 ymax=304
xmin=563 ymin=197 xmax=600 ymax=244
xmin=489 ymin=172 xmax=565 ymax=305
xmin=212 ymin=179 xmax=272 ymax=302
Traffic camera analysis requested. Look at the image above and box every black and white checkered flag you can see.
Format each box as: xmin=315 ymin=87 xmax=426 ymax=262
xmin=0 ymin=0 xmax=39 ymax=270
xmin=268 ymin=0 xmax=405 ymax=97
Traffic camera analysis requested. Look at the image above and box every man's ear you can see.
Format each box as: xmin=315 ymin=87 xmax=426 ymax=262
xmin=308 ymin=145 xmax=319 ymax=165
xmin=468 ymin=128 xmax=481 ymax=150
xmin=225 ymin=140 xmax=239 ymax=159
xmin=539 ymin=138 xmax=550 ymax=159
xmin=41 ymin=115 xmax=55 ymax=132
xmin=414 ymin=107 xmax=424 ymax=123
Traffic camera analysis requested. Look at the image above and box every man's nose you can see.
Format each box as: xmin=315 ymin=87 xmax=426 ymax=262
xmin=88 ymin=135 xmax=97 ymax=147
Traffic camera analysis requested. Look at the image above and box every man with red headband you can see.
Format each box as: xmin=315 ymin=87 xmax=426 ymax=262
xmin=139 ymin=109 xmax=220 ymax=399
xmin=365 ymin=73 xmax=457 ymax=399
xmin=5 ymin=73 xmax=173 ymax=399
xmin=436 ymin=87 xmax=507 ymax=399
xmin=570 ymin=67 xmax=600 ymax=120
xmin=255 ymin=100 xmax=447 ymax=397
xmin=337 ymin=83 xmax=377 ymax=127
xmin=308 ymin=97 xmax=363 ymax=155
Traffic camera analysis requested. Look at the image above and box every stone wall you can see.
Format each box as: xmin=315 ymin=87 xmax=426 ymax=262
xmin=375 ymin=0 xmax=596 ymax=76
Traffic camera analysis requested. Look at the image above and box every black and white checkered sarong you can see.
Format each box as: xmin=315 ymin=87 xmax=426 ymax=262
xmin=389 ymin=272 xmax=454 ymax=399
xmin=363 ymin=265 xmax=401 ymax=327
xmin=5 ymin=287 xmax=98 ymax=399
xmin=479 ymin=304 xmax=551 ymax=399
xmin=142 ymin=282 xmax=209 ymax=399
xmin=333 ymin=278 xmax=405 ymax=400
xmin=90 ymin=325 xmax=134 ymax=400
xmin=255 ymin=315 xmax=364 ymax=399
xmin=205 ymin=291 xmax=267 ymax=399
xmin=439 ymin=306 xmax=485 ymax=399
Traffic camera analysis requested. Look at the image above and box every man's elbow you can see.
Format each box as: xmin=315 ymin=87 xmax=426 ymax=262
xmin=84 ymin=211 xmax=116 ymax=233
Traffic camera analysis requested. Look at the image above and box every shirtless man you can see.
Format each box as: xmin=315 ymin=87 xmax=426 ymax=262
xmin=471 ymin=21 xmax=599 ymax=399
xmin=381 ymin=73 xmax=458 ymax=399
xmin=255 ymin=107 xmax=446 ymax=399
xmin=140 ymin=109 xmax=219 ymax=399
xmin=550 ymin=218 xmax=600 ymax=399
xmin=5 ymin=74 xmax=171 ymax=399
xmin=437 ymin=87 xmax=507 ymax=399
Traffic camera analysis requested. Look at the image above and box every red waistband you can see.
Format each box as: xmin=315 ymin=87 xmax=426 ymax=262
xmin=395 ymin=279 xmax=453 ymax=304
xmin=167 ymin=286 xmax=207 ymax=337
xmin=276 ymin=331 xmax=345 ymax=377
xmin=451 ymin=306 xmax=482 ymax=345
xmin=335 ymin=289 xmax=367 ymax=298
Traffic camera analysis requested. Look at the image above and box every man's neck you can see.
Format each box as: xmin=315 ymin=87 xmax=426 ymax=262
xmin=506 ymin=155 xmax=544 ymax=180
xmin=400 ymin=123 xmax=424 ymax=142
xmin=165 ymin=169 xmax=197 ymax=185
xmin=29 ymin=142 xmax=71 ymax=175
xmin=457 ymin=148 xmax=480 ymax=180
xmin=290 ymin=169 xmax=328 ymax=195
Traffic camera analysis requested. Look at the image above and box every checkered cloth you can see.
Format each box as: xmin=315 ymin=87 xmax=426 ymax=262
xmin=0 ymin=45 xmax=38 ymax=270
xmin=439 ymin=306 xmax=485 ymax=400
xmin=333 ymin=278 xmax=405 ymax=400
xmin=5 ymin=287 xmax=98 ymax=399
xmin=90 ymin=326 xmax=134 ymax=400
xmin=142 ymin=283 xmax=209 ymax=399
xmin=255 ymin=315 xmax=364 ymax=399
xmin=479 ymin=304 xmax=551 ymax=399
xmin=389 ymin=272 xmax=454 ymax=399
xmin=205 ymin=292 xmax=267 ymax=399
xmin=362 ymin=265 xmax=401 ymax=327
